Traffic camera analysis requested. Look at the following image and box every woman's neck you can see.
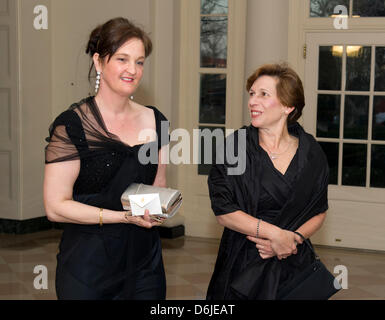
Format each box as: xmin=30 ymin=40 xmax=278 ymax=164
xmin=95 ymin=89 xmax=133 ymax=117
xmin=258 ymin=123 xmax=291 ymax=150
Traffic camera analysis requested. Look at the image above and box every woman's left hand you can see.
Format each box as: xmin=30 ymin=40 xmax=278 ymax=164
xmin=246 ymin=236 xmax=276 ymax=259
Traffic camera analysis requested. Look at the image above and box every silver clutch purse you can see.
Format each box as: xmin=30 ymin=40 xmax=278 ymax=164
xmin=121 ymin=183 xmax=182 ymax=218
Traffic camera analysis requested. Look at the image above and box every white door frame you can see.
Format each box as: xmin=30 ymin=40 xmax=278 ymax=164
xmin=177 ymin=0 xmax=247 ymax=238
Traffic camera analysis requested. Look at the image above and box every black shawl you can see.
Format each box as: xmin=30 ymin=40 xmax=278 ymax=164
xmin=207 ymin=122 xmax=329 ymax=300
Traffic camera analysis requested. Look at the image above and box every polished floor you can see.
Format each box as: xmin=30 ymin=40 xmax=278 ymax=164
xmin=0 ymin=229 xmax=384 ymax=300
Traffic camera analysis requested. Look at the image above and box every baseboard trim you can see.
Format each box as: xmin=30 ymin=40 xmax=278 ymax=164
xmin=0 ymin=217 xmax=185 ymax=238
xmin=0 ymin=217 xmax=61 ymax=234
xmin=159 ymin=225 xmax=185 ymax=239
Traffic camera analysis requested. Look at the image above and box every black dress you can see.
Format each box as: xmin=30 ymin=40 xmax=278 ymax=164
xmin=45 ymin=96 xmax=169 ymax=300
xmin=206 ymin=123 xmax=329 ymax=300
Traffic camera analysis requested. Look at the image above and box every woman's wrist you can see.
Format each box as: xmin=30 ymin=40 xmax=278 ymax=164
xmin=260 ymin=220 xmax=282 ymax=241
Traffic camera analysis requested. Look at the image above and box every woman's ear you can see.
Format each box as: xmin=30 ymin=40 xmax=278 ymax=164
xmin=285 ymin=106 xmax=295 ymax=115
xmin=93 ymin=53 xmax=102 ymax=72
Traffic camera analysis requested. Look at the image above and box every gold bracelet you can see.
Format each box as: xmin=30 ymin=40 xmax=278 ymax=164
xmin=99 ymin=208 xmax=103 ymax=226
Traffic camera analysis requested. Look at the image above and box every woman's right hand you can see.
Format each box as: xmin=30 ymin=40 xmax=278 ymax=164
xmin=269 ymin=228 xmax=298 ymax=260
xmin=124 ymin=209 xmax=164 ymax=229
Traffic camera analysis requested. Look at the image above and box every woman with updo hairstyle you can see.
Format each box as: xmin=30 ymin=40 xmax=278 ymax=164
xmin=44 ymin=17 xmax=169 ymax=299
xmin=206 ymin=63 xmax=331 ymax=299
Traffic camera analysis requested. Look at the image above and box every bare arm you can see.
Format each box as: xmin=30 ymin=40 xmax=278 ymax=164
xmin=216 ymin=211 xmax=298 ymax=259
xmin=295 ymin=212 xmax=327 ymax=239
xmin=43 ymin=160 xmax=161 ymax=228
xmin=248 ymin=212 xmax=327 ymax=259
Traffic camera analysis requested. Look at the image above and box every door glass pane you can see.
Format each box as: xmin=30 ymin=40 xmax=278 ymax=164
xmin=310 ymin=0 xmax=350 ymax=17
xmin=342 ymin=143 xmax=367 ymax=186
xmin=346 ymin=46 xmax=371 ymax=91
xmin=371 ymin=145 xmax=385 ymax=188
xmin=317 ymin=94 xmax=341 ymax=138
xmin=353 ymin=0 xmax=385 ymax=17
xmin=200 ymin=17 xmax=228 ymax=68
xmin=375 ymin=47 xmax=385 ymax=91
xmin=201 ymin=0 xmax=228 ymax=14
xmin=318 ymin=46 xmax=342 ymax=90
xmin=319 ymin=142 xmax=339 ymax=185
xmin=198 ymin=126 xmax=225 ymax=175
xmin=344 ymin=95 xmax=369 ymax=139
xmin=199 ymin=74 xmax=226 ymax=124
xmin=373 ymin=96 xmax=385 ymax=140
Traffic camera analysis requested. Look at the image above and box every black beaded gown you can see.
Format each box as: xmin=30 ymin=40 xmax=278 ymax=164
xmin=45 ymin=96 xmax=169 ymax=299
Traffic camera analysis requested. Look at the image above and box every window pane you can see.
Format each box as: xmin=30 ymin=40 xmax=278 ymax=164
xmin=200 ymin=74 xmax=226 ymax=124
xmin=198 ymin=126 xmax=225 ymax=175
xmin=201 ymin=17 xmax=228 ymax=68
xmin=310 ymin=0 xmax=350 ymax=17
xmin=318 ymin=46 xmax=342 ymax=90
xmin=201 ymin=0 xmax=228 ymax=14
xmin=317 ymin=94 xmax=341 ymax=138
xmin=346 ymin=46 xmax=371 ymax=91
xmin=371 ymin=145 xmax=385 ymax=188
xmin=375 ymin=47 xmax=385 ymax=91
xmin=342 ymin=143 xmax=367 ymax=186
xmin=344 ymin=95 xmax=369 ymax=139
xmin=319 ymin=142 xmax=339 ymax=185
xmin=353 ymin=0 xmax=385 ymax=17
xmin=373 ymin=96 xmax=385 ymax=140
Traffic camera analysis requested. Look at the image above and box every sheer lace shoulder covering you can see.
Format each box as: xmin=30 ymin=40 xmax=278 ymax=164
xmin=45 ymin=96 xmax=170 ymax=164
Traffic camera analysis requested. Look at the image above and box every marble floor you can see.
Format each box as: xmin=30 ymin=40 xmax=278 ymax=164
xmin=0 ymin=229 xmax=384 ymax=300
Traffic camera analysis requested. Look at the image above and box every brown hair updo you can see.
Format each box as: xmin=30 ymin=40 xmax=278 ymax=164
xmin=246 ymin=63 xmax=305 ymax=124
xmin=86 ymin=17 xmax=152 ymax=80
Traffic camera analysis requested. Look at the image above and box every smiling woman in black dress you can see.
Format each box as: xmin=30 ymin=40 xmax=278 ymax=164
xmin=207 ymin=63 xmax=329 ymax=300
xmin=43 ymin=17 xmax=169 ymax=300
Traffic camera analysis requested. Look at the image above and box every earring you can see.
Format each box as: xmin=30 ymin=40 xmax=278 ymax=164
xmin=95 ymin=71 xmax=101 ymax=93
xmin=130 ymin=95 xmax=134 ymax=100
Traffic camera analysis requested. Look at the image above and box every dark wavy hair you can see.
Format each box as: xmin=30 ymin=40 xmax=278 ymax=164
xmin=86 ymin=17 xmax=152 ymax=80
xmin=246 ymin=63 xmax=305 ymax=124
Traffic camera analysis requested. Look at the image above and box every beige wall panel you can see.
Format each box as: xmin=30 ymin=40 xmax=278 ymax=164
xmin=185 ymin=194 xmax=223 ymax=239
xmin=0 ymin=26 xmax=9 ymax=78
xmin=0 ymin=151 xmax=11 ymax=200
xmin=0 ymin=88 xmax=10 ymax=139
xmin=51 ymin=0 xmax=152 ymax=117
xmin=19 ymin=0 xmax=52 ymax=219
xmin=0 ymin=0 xmax=18 ymax=220
xmin=311 ymin=200 xmax=385 ymax=251
xmin=0 ymin=0 xmax=8 ymax=16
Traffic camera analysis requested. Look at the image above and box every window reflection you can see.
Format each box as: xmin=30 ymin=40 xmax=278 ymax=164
xmin=373 ymin=96 xmax=385 ymax=140
xmin=199 ymin=74 xmax=226 ymax=124
xmin=201 ymin=17 xmax=228 ymax=68
xmin=371 ymin=145 xmax=385 ymax=188
xmin=353 ymin=0 xmax=385 ymax=17
xmin=346 ymin=46 xmax=371 ymax=91
xmin=319 ymin=142 xmax=339 ymax=185
xmin=375 ymin=47 xmax=385 ymax=92
xmin=344 ymin=95 xmax=369 ymax=139
xmin=318 ymin=46 xmax=342 ymax=90
xmin=201 ymin=0 xmax=228 ymax=15
xmin=316 ymin=94 xmax=341 ymax=138
xmin=342 ymin=143 xmax=367 ymax=187
xmin=310 ymin=0 xmax=350 ymax=17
